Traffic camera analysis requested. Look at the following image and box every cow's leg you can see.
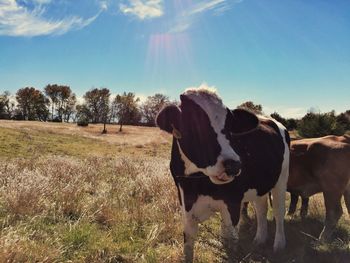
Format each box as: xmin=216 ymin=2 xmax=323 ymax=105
xmin=220 ymin=204 xmax=239 ymax=262
xmin=253 ymin=194 xmax=268 ymax=245
xmin=344 ymin=188 xmax=350 ymax=215
xmin=271 ymin=168 xmax=288 ymax=251
xmin=319 ymin=191 xmax=343 ymax=241
xmin=220 ymin=210 xmax=239 ymax=242
xmin=241 ymin=202 xmax=249 ymax=219
xmin=287 ymin=192 xmax=299 ymax=215
xmin=183 ymin=216 xmax=198 ymax=263
xmin=300 ymin=197 xmax=309 ymax=218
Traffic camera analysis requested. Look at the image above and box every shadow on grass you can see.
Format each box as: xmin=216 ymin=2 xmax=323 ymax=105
xmin=198 ymin=216 xmax=350 ymax=263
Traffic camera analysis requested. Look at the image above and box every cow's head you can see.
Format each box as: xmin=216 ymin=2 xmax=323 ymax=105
xmin=156 ymin=87 xmax=259 ymax=185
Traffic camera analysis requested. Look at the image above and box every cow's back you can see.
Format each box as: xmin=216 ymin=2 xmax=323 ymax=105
xmin=289 ymin=135 xmax=350 ymax=195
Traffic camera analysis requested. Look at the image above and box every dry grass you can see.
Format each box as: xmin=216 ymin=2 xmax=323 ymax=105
xmin=0 ymin=120 xmax=169 ymax=146
xmin=0 ymin=156 xmax=183 ymax=262
xmin=0 ymin=121 xmax=171 ymax=159
xmin=0 ymin=122 xmax=349 ymax=262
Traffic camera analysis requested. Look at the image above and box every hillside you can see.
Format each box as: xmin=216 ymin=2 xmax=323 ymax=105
xmin=0 ymin=121 xmax=171 ymax=159
xmin=0 ymin=121 xmax=349 ymax=262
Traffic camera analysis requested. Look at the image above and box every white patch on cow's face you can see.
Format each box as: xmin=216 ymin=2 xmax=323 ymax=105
xmin=177 ymin=141 xmax=235 ymax=185
xmin=178 ymin=89 xmax=241 ymax=184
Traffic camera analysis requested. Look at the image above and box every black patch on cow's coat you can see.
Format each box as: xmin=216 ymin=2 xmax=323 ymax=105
xmin=229 ymin=109 xmax=260 ymax=135
xmin=178 ymin=95 xmax=221 ymax=168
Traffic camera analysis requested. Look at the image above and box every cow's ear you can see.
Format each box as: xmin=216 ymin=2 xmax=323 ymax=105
xmin=230 ymin=108 xmax=259 ymax=135
xmin=156 ymin=105 xmax=182 ymax=137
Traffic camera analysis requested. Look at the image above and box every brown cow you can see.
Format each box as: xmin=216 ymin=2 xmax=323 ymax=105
xmin=287 ymin=135 xmax=350 ymax=240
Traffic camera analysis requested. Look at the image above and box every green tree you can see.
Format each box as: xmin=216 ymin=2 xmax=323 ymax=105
xmin=285 ymin=118 xmax=298 ymax=131
xmin=112 ymin=92 xmax=140 ymax=132
xmin=298 ymin=111 xmax=345 ymax=138
xmin=44 ymin=84 xmax=74 ymax=122
xmin=269 ymin=112 xmax=299 ymax=131
xmin=76 ymin=104 xmax=91 ymax=126
xmin=16 ymin=87 xmax=49 ymax=121
xmin=336 ymin=110 xmax=350 ymax=131
xmin=270 ymin=112 xmax=287 ymax=127
xmin=83 ymin=88 xmax=111 ymax=124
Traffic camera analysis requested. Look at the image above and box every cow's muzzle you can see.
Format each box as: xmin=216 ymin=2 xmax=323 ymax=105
xmin=223 ymin=159 xmax=242 ymax=177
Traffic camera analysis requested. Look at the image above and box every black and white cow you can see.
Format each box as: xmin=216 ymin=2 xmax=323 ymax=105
xmin=156 ymin=88 xmax=290 ymax=262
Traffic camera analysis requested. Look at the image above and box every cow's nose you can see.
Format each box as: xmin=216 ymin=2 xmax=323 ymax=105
xmin=223 ymin=159 xmax=241 ymax=177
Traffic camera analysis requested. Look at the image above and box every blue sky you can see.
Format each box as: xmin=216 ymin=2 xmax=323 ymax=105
xmin=1 ymin=0 xmax=349 ymax=117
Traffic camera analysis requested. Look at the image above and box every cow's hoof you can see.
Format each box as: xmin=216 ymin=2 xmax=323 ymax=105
xmin=300 ymin=211 xmax=308 ymax=219
xmin=253 ymin=235 xmax=267 ymax=246
xmin=273 ymin=238 xmax=286 ymax=252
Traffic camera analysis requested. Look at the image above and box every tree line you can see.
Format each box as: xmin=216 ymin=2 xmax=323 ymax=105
xmin=1 ymin=86 xmax=349 ymax=137
xmin=0 ymin=85 xmax=171 ymax=132
xmin=238 ymin=101 xmax=350 ymax=138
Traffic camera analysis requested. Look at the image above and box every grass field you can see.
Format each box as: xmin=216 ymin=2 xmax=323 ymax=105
xmin=0 ymin=121 xmax=349 ymax=263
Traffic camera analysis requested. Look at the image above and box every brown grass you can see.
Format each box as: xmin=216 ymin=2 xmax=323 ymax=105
xmin=0 ymin=121 xmax=349 ymax=262
xmin=0 ymin=120 xmax=169 ymax=146
xmin=0 ymin=121 xmax=171 ymax=159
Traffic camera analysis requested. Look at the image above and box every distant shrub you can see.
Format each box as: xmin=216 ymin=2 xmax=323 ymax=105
xmin=52 ymin=117 xmax=62 ymax=122
xmin=336 ymin=110 xmax=350 ymax=130
xmin=285 ymin=118 xmax=298 ymax=131
xmin=77 ymin=120 xmax=89 ymax=127
xmin=270 ymin=112 xmax=287 ymax=126
xmin=297 ymin=111 xmax=346 ymax=138
xmin=270 ymin=112 xmax=298 ymax=131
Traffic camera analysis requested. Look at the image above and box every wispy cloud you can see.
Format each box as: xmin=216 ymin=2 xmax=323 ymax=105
xmin=120 ymin=0 xmax=163 ymax=20
xmin=0 ymin=0 xmax=103 ymax=37
xmin=189 ymin=0 xmax=227 ymax=15
xmin=169 ymin=0 xmax=243 ymax=33
xmin=99 ymin=1 xmax=108 ymax=11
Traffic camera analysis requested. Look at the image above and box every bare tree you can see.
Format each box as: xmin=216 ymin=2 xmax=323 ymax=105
xmin=0 ymin=91 xmax=14 ymax=119
xmin=63 ymin=93 xmax=77 ymax=122
xmin=141 ymin=93 xmax=169 ymax=126
xmin=83 ymin=88 xmax=110 ymax=133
